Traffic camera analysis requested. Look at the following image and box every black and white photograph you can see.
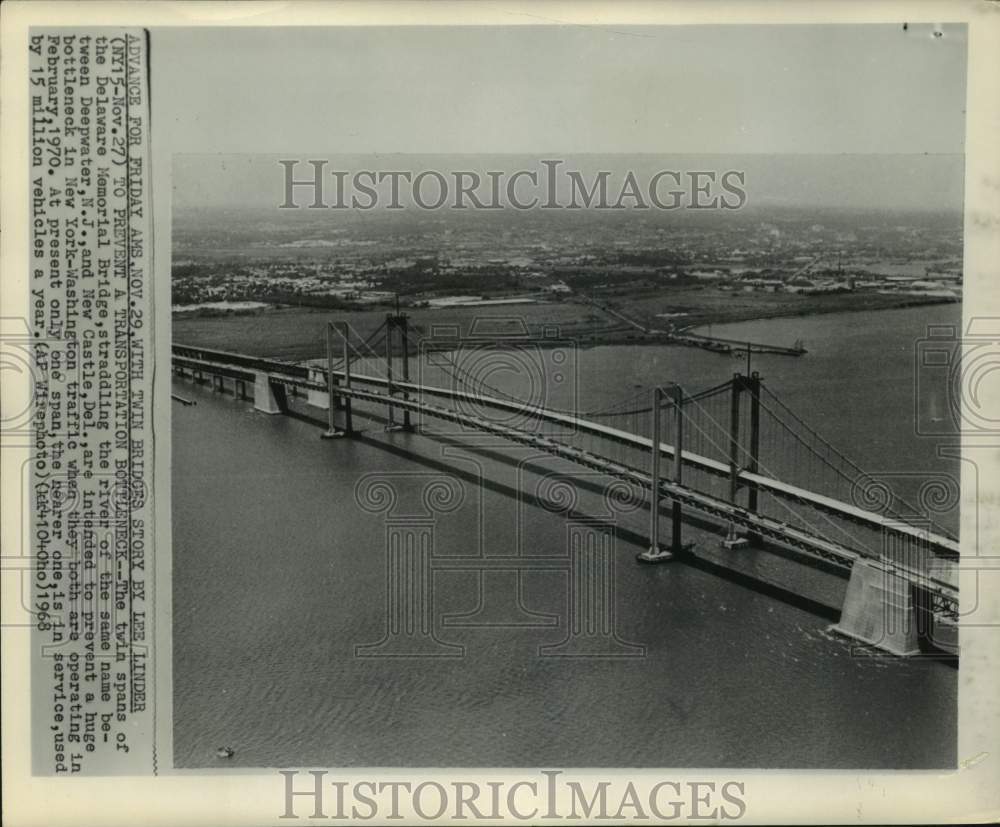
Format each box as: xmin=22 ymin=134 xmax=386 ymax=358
xmin=3 ymin=3 xmax=1000 ymax=825
xmin=168 ymin=25 xmax=964 ymax=770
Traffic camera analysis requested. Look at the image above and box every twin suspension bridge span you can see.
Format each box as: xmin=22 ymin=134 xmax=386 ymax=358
xmin=172 ymin=313 xmax=960 ymax=657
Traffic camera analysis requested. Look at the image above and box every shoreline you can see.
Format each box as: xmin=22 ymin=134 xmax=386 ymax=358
xmin=173 ymin=292 xmax=959 ymax=360
xmin=682 ymin=295 xmax=958 ymax=339
xmin=524 ymin=294 xmax=958 ymax=352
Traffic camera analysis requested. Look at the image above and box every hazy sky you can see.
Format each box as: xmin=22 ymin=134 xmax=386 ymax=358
xmin=154 ymin=24 xmax=967 ymax=210
xmin=173 ymin=153 xmax=965 ymax=213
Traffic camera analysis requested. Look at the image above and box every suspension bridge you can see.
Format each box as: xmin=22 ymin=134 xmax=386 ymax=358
xmin=172 ymin=312 xmax=960 ymax=657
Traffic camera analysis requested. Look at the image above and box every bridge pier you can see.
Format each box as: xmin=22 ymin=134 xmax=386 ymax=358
xmin=721 ymin=525 xmax=749 ymax=549
xmin=830 ymin=559 xmax=921 ymax=656
xmin=253 ymin=372 xmax=289 ymax=415
xmin=170 ymin=345 xmax=960 ymax=645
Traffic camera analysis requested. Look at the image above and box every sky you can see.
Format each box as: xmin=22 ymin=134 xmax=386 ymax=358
xmin=153 ymin=23 xmax=967 ymax=211
xmin=172 ymin=153 xmax=966 ymax=213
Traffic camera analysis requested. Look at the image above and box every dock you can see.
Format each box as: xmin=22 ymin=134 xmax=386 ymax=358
xmin=674 ymin=332 xmax=807 ymax=356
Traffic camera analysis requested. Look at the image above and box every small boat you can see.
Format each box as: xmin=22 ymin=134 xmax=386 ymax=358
xmin=216 ymin=746 xmax=234 ymax=759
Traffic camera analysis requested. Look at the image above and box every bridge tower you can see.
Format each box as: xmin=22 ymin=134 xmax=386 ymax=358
xmin=746 ymin=371 xmax=762 ymax=542
xmin=637 ymin=384 xmax=687 ymax=563
xmin=321 ymin=321 xmax=353 ymax=438
xmin=384 ymin=309 xmax=413 ymax=432
xmin=721 ymin=371 xmax=762 ymax=549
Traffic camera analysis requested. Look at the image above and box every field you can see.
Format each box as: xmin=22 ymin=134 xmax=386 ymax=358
xmin=614 ymin=287 xmax=951 ymax=331
xmin=172 ymin=300 xmax=601 ymax=361
xmin=172 ymin=289 xmax=953 ymax=360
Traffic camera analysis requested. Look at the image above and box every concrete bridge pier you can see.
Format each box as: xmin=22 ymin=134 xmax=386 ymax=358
xmin=830 ymin=559 xmax=921 ymax=656
xmin=253 ymin=372 xmax=289 ymax=415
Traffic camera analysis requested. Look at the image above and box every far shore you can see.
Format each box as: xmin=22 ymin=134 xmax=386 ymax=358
xmin=681 ymin=294 xmax=958 ymax=337
xmin=172 ymin=290 xmax=959 ymax=361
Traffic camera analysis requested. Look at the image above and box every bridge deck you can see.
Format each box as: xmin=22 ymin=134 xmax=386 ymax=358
xmin=172 ymin=346 xmax=959 ymax=613
xmin=174 ymin=347 xmax=958 ymax=551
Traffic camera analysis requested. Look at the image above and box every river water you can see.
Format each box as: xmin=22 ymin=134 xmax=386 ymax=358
xmin=172 ymin=303 xmax=958 ymax=769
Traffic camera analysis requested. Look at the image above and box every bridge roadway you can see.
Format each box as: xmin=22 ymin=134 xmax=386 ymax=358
xmin=172 ymin=345 xmax=959 ymax=616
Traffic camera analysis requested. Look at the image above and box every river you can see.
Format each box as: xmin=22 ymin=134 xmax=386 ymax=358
xmin=171 ymin=303 xmax=959 ymax=769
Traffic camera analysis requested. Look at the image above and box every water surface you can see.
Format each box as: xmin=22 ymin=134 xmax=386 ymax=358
xmin=172 ymin=304 xmax=958 ymax=768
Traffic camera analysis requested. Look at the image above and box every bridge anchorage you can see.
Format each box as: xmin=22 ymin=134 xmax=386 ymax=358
xmin=172 ymin=322 xmax=961 ymax=658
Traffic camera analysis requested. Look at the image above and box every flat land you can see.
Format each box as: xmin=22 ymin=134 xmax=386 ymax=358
xmin=172 ymin=288 xmax=953 ymax=360
xmin=614 ymin=287 xmax=950 ymax=330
